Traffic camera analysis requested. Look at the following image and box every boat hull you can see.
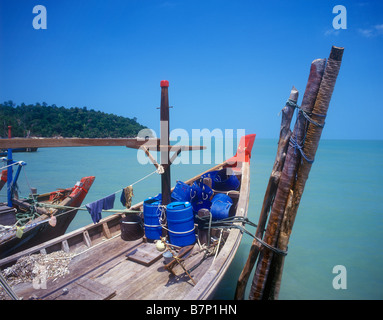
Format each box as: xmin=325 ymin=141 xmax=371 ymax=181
xmin=0 ymin=176 xmax=95 ymax=259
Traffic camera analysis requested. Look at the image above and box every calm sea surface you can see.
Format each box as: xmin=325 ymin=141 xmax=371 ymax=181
xmin=1 ymin=139 xmax=382 ymax=300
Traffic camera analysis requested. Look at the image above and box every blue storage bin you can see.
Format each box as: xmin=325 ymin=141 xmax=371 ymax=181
xmin=210 ymin=193 xmax=233 ymax=220
xmin=202 ymin=169 xmax=240 ymax=191
xmin=171 ymin=181 xmax=192 ymax=202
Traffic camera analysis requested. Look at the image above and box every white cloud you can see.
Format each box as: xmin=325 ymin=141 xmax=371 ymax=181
xmin=358 ymin=28 xmax=374 ymax=37
xmin=375 ymin=24 xmax=383 ymax=34
xmin=324 ymin=29 xmax=340 ymax=37
xmin=358 ymin=24 xmax=383 ymax=37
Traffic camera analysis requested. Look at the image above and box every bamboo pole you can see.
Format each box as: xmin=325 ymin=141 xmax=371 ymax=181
xmin=268 ymin=46 xmax=344 ymax=299
xmin=248 ymin=57 xmax=327 ymax=300
xmin=234 ymin=86 xmax=298 ymax=300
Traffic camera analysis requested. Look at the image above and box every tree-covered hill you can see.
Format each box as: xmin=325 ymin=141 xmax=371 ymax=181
xmin=0 ymin=101 xmax=148 ymax=138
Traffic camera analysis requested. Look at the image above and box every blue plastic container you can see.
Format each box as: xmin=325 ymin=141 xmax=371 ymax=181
xmin=166 ymin=201 xmax=196 ymax=246
xmin=191 ymin=180 xmax=213 ymax=200
xmin=191 ymin=199 xmax=212 ymax=215
xmin=211 ymin=193 xmax=233 ymax=204
xmin=201 ymin=169 xmax=240 ymax=191
xmin=171 ymin=181 xmax=192 ymax=202
xmin=143 ymin=197 xmax=163 ymax=240
xmin=190 ymin=180 xmax=213 ymax=214
xmin=210 ymin=194 xmax=233 ymax=220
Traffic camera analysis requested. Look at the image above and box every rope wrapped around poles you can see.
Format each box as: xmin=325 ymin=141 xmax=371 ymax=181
xmin=248 ymin=46 xmax=344 ymax=300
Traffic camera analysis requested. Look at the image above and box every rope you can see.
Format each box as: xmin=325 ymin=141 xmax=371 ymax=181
xmin=0 ymin=158 xmax=25 ymax=170
xmin=195 ymin=215 xmax=288 ymax=256
xmin=37 ymin=203 xmax=142 ymax=214
xmin=285 ymin=98 xmax=326 ymax=164
xmin=289 ymin=137 xmax=314 ymax=164
xmin=0 ymin=160 xmax=25 ymax=171
xmin=144 ymin=223 xmax=162 ymax=228
xmin=15 ymin=209 xmax=40 ymax=226
xmin=164 ymin=225 xmax=195 ymax=235
xmin=130 ymin=167 xmax=163 ymax=187
xmin=158 ymin=204 xmax=167 ymax=226
xmin=286 ymin=99 xmax=325 ymax=128
xmin=40 ymin=167 xmax=158 ymax=218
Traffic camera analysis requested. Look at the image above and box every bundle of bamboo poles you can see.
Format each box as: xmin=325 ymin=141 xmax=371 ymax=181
xmin=235 ymin=46 xmax=344 ymax=300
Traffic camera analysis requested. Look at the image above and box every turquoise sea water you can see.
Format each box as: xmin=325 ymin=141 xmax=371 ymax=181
xmin=1 ymin=139 xmax=382 ymax=300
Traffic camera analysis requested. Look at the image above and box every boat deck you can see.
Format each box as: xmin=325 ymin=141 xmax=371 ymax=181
xmin=11 ymin=234 xmax=218 ymax=300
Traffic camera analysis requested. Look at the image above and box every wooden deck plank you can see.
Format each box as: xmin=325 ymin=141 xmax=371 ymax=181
xmin=94 ymin=259 xmax=145 ymax=293
xmin=46 ymin=277 xmax=116 ymax=300
xmin=77 ymin=277 xmax=116 ymax=300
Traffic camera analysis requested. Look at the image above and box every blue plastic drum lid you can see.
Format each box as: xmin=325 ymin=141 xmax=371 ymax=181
xmin=166 ymin=202 xmax=196 ymax=246
xmin=143 ymin=197 xmax=163 ymax=240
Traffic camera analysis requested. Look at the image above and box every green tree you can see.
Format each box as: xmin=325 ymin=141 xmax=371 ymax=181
xmin=0 ymin=102 xmax=149 ymax=138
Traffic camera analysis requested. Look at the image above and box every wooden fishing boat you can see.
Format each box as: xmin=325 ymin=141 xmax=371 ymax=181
xmin=1 ymin=124 xmax=95 ymax=258
xmin=0 ymin=81 xmax=256 ymax=300
xmin=0 ymin=133 xmax=255 ymax=300
xmin=0 ymin=175 xmax=95 ymax=259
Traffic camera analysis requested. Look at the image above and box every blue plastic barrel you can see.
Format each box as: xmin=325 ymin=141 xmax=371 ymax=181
xmin=143 ymin=197 xmax=163 ymax=240
xmin=210 ymin=194 xmax=233 ymax=220
xmin=166 ymin=202 xmax=196 ymax=246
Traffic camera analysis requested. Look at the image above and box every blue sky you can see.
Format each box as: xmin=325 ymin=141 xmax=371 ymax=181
xmin=0 ymin=0 xmax=382 ymax=139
